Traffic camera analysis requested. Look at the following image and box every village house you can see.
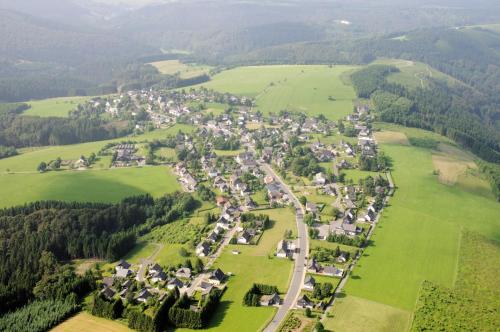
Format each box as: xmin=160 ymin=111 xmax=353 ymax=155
xmin=323 ymin=265 xmax=344 ymax=278
xmin=175 ymin=267 xmax=192 ymax=279
xmin=196 ymin=241 xmax=211 ymax=257
xmin=296 ymin=294 xmax=314 ymax=309
xmin=208 ymin=268 xmax=226 ymax=285
xmin=303 ymin=275 xmax=316 ymax=291
xmin=260 ymin=293 xmax=281 ymax=306
xmin=167 ymin=278 xmax=184 ymax=290
xmin=136 ymin=289 xmax=152 ymax=303
xmin=276 ymin=240 xmax=296 ymax=259
xmin=313 ymin=172 xmax=327 ymax=186
xmin=237 ymin=230 xmax=253 ymax=244
xmin=101 ymin=287 xmax=116 ymax=300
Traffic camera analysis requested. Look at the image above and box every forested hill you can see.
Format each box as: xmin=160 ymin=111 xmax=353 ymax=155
xmin=350 ymin=64 xmax=500 ymax=164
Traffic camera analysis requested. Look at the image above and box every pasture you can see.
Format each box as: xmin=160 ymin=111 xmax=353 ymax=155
xmin=51 ymin=312 xmax=132 ymax=332
xmin=24 ymin=96 xmax=91 ymax=117
xmin=150 ymin=60 xmax=212 ymax=79
xmin=326 ymin=125 xmax=500 ymax=330
xmin=194 ymin=65 xmax=358 ymax=121
xmin=178 ymin=208 xmax=296 ymax=332
xmin=0 ymin=166 xmax=180 ymax=208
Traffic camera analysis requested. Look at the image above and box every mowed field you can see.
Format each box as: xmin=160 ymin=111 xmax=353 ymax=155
xmin=24 ymin=96 xmax=91 ymax=117
xmin=195 ymin=65 xmax=358 ymax=121
xmin=324 ymin=125 xmax=500 ymax=330
xmin=179 ymin=208 xmax=296 ymax=332
xmin=0 ymin=124 xmax=194 ymax=207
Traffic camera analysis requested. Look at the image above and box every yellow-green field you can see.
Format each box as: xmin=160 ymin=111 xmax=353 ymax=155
xmin=150 ymin=60 xmax=212 ymax=79
xmin=51 ymin=312 xmax=132 ymax=332
xmin=24 ymin=96 xmax=91 ymax=117
xmin=194 ymin=65 xmax=358 ymax=120
xmin=324 ymin=295 xmax=411 ymax=332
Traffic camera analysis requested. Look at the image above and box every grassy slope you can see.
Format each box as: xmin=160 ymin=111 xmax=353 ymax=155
xmin=195 ymin=65 xmax=357 ymax=121
xmin=0 ymin=124 xmax=194 ymax=173
xmin=179 ymin=208 xmax=296 ymax=332
xmin=0 ymin=125 xmax=193 ymax=207
xmin=325 ymin=125 xmax=500 ymax=330
xmin=0 ymin=166 xmax=180 ymax=208
xmin=24 ymin=96 xmax=91 ymax=117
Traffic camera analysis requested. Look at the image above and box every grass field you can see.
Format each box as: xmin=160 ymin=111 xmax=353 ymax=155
xmin=51 ymin=312 xmax=132 ymax=332
xmin=324 ymin=295 xmax=411 ymax=332
xmin=0 ymin=166 xmax=180 ymax=208
xmin=325 ymin=125 xmax=500 ymax=330
xmin=150 ymin=60 xmax=212 ymax=79
xmin=178 ymin=207 xmax=296 ymax=332
xmin=24 ymin=96 xmax=91 ymax=117
xmin=194 ymin=65 xmax=358 ymax=121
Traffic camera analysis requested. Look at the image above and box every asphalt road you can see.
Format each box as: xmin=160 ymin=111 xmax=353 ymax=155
xmin=261 ymin=164 xmax=308 ymax=332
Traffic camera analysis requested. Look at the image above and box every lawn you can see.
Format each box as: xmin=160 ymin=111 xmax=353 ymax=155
xmin=0 ymin=166 xmax=180 ymax=208
xmin=150 ymin=60 xmax=212 ymax=79
xmin=178 ymin=207 xmax=296 ymax=332
xmin=24 ymin=96 xmax=91 ymax=117
xmin=342 ymin=169 xmax=382 ymax=183
xmin=335 ymin=126 xmax=500 ymax=317
xmin=51 ymin=312 xmax=132 ymax=332
xmin=194 ymin=65 xmax=358 ymax=121
xmin=324 ymin=295 xmax=411 ymax=332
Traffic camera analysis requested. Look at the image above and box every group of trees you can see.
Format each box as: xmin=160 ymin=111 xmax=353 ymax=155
xmin=91 ymin=294 xmax=124 ymax=320
xmin=358 ymin=153 xmax=390 ymax=172
xmin=312 ymin=282 xmax=334 ymax=300
xmin=310 ymin=246 xmax=352 ymax=264
xmin=243 ymin=283 xmax=278 ymax=307
xmin=326 ymin=233 xmax=366 ymax=248
xmin=168 ymin=290 xmax=222 ymax=329
xmin=0 ymin=192 xmax=198 ymax=313
xmin=196 ymin=184 xmax=216 ymax=202
xmin=0 ymin=295 xmax=79 ymax=332
xmin=211 ymin=135 xmax=241 ymax=151
xmin=0 ymin=145 xmax=17 ymax=159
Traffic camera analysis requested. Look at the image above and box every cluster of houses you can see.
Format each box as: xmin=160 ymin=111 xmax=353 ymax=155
xmin=99 ymin=259 xmax=227 ymax=306
xmin=175 ymin=162 xmax=198 ymax=192
xmin=113 ymin=144 xmax=146 ymax=167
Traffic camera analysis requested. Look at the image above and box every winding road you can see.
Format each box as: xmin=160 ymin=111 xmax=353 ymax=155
xmin=261 ymin=164 xmax=308 ymax=332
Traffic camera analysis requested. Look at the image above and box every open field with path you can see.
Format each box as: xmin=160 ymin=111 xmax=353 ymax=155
xmin=195 ymin=65 xmax=358 ymax=121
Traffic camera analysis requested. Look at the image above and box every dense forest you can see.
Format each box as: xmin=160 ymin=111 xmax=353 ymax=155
xmin=0 ymin=192 xmax=198 ymax=313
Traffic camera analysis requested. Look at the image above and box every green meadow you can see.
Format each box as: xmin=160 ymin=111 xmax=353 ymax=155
xmin=24 ymin=96 xmax=91 ymax=117
xmin=195 ymin=65 xmax=358 ymax=120
xmin=0 ymin=166 xmax=180 ymax=208
xmin=0 ymin=124 xmax=195 ymax=207
xmin=325 ymin=125 xmax=500 ymax=330
xmin=179 ymin=208 xmax=296 ymax=332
